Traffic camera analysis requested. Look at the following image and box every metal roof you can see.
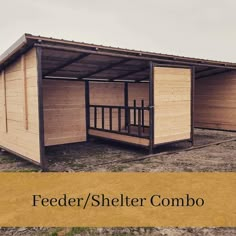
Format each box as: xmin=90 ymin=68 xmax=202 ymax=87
xmin=1 ymin=33 xmax=236 ymax=73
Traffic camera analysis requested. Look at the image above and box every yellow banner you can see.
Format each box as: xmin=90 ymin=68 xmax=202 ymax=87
xmin=0 ymin=173 xmax=235 ymax=227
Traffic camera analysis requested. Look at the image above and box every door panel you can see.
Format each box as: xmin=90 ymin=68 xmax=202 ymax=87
xmin=154 ymin=66 xmax=191 ymax=145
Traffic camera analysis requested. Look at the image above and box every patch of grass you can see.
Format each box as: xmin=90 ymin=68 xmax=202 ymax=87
xmin=17 ymin=169 xmax=40 ymax=172
xmin=112 ymin=234 xmax=130 ymax=236
xmin=69 ymin=163 xmax=87 ymax=168
xmin=47 ymin=228 xmax=63 ymax=236
xmin=1 ymin=168 xmax=39 ymax=173
xmin=0 ymin=155 xmax=19 ymax=164
xmin=50 ymin=232 xmax=58 ymax=236
xmin=65 ymin=227 xmax=90 ymax=236
xmin=111 ymin=165 xmax=127 ymax=172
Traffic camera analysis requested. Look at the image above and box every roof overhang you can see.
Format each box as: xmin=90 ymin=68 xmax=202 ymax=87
xmin=0 ymin=34 xmax=235 ymax=81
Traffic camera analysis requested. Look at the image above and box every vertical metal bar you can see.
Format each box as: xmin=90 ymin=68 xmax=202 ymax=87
xmin=124 ymin=82 xmax=128 ymax=129
xmin=138 ymin=108 xmax=141 ymax=137
xmin=1 ymin=70 xmax=8 ymax=133
xmin=133 ymin=100 xmax=136 ymax=125
xmin=21 ymin=55 xmax=28 ymax=130
xmin=109 ymin=107 xmax=112 ymax=130
xmin=127 ymin=108 xmax=130 ymax=134
xmin=118 ymin=107 xmax=121 ymax=132
xmin=149 ymin=61 xmax=154 ymax=154
xmin=36 ymin=46 xmax=47 ymax=171
xmin=141 ymin=99 xmax=144 ymax=132
xmin=94 ymin=106 xmax=97 ymax=128
xmin=191 ymin=67 xmax=195 ymax=146
xmin=102 ymin=107 xmax=105 ymax=129
xmin=85 ymin=81 xmax=90 ymax=139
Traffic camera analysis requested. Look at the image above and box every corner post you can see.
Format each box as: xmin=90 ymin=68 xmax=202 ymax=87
xmin=149 ymin=61 xmax=154 ymax=154
xmin=124 ymin=82 xmax=128 ymax=129
xmin=85 ymin=81 xmax=90 ymax=141
xmin=36 ymin=45 xmax=47 ymax=171
xmin=191 ymin=66 xmax=195 ymax=146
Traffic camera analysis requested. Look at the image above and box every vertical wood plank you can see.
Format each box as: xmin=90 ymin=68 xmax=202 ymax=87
xmin=21 ymin=55 xmax=28 ymax=130
xmin=2 ymin=70 xmax=8 ymax=133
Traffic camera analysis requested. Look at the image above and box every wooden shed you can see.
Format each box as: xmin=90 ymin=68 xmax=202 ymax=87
xmin=0 ymin=34 xmax=235 ymax=169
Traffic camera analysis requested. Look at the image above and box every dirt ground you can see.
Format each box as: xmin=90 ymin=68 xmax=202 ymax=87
xmin=0 ymin=129 xmax=235 ymax=173
xmin=0 ymin=128 xmax=235 ymax=235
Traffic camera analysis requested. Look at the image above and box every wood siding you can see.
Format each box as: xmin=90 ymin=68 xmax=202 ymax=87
xmin=128 ymin=83 xmax=149 ymax=126
xmin=43 ymin=80 xmax=86 ymax=146
xmin=154 ymin=67 xmax=191 ymax=144
xmin=89 ymin=82 xmax=125 ymax=130
xmin=195 ymin=71 xmax=236 ymax=131
xmin=88 ymin=129 xmax=149 ymax=146
xmin=0 ymin=48 xmax=41 ymax=163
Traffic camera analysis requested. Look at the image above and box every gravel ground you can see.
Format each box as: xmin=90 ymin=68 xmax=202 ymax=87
xmin=0 ymin=227 xmax=235 ymax=236
xmin=0 ymin=128 xmax=235 ymax=235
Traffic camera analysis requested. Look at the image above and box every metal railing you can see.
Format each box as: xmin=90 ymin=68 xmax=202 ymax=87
xmin=89 ymin=100 xmax=150 ymax=138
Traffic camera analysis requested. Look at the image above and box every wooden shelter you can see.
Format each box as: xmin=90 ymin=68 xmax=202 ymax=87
xmin=0 ymin=34 xmax=235 ymax=169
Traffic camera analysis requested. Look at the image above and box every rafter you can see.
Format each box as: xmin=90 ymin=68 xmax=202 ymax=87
xmin=44 ymin=53 xmax=90 ymax=76
xmin=110 ymin=66 xmax=149 ymax=81
xmin=77 ymin=58 xmax=131 ymax=79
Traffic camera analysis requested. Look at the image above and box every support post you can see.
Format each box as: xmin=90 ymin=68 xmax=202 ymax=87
xmin=85 ymin=81 xmax=90 ymax=140
xmin=133 ymin=100 xmax=136 ymax=125
xmin=109 ymin=107 xmax=112 ymax=131
xmin=1 ymin=70 xmax=8 ymax=133
xmin=138 ymin=108 xmax=141 ymax=137
xmin=118 ymin=107 xmax=121 ymax=132
xmin=94 ymin=107 xmax=97 ymax=128
xmin=101 ymin=107 xmax=105 ymax=129
xmin=141 ymin=99 xmax=145 ymax=132
xmin=191 ymin=66 xmax=195 ymax=146
xmin=149 ymin=62 xmax=154 ymax=154
xmin=124 ymin=82 xmax=128 ymax=129
xmin=36 ymin=46 xmax=47 ymax=171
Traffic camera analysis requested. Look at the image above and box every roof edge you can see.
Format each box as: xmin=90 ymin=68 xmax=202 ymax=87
xmin=0 ymin=33 xmax=236 ymax=71
xmin=25 ymin=34 xmax=236 ymax=67
xmin=0 ymin=34 xmax=28 ymax=66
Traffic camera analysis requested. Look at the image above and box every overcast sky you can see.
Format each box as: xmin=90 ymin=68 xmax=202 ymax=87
xmin=0 ymin=0 xmax=235 ymax=62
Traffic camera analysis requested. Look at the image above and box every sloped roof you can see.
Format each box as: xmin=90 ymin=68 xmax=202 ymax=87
xmin=1 ymin=33 xmax=236 ymax=72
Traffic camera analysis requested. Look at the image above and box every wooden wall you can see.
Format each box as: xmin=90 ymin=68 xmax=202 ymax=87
xmin=43 ymin=80 xmax=86 ymax=146
xmin=0 ymin=48 xmax=41 ymax=163
xmin=128 ymin=83 xmax=149 ymax=126
xmin=89 ymin=82 xmax=125 ymax=130
xmin=88 ymin=129 xmax=149 ymax=146
xmin=195 ymin=71 xmax=236 ymax=131
xmin=154 ymin=67 xmax=191 ymax=144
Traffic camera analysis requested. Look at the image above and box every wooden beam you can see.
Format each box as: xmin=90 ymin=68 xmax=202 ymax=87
xmin=110 ymin=66 xmax=149 ymax=81
xmin=1 ymin=70 xmax=8 ymax=132
xmin=78 ymin=58 xmax=131 ymax=79
xmin=21 ymin=55 xmax=28 ymax=130
xmin=44 ymin=53 xmax=90 ymax=76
